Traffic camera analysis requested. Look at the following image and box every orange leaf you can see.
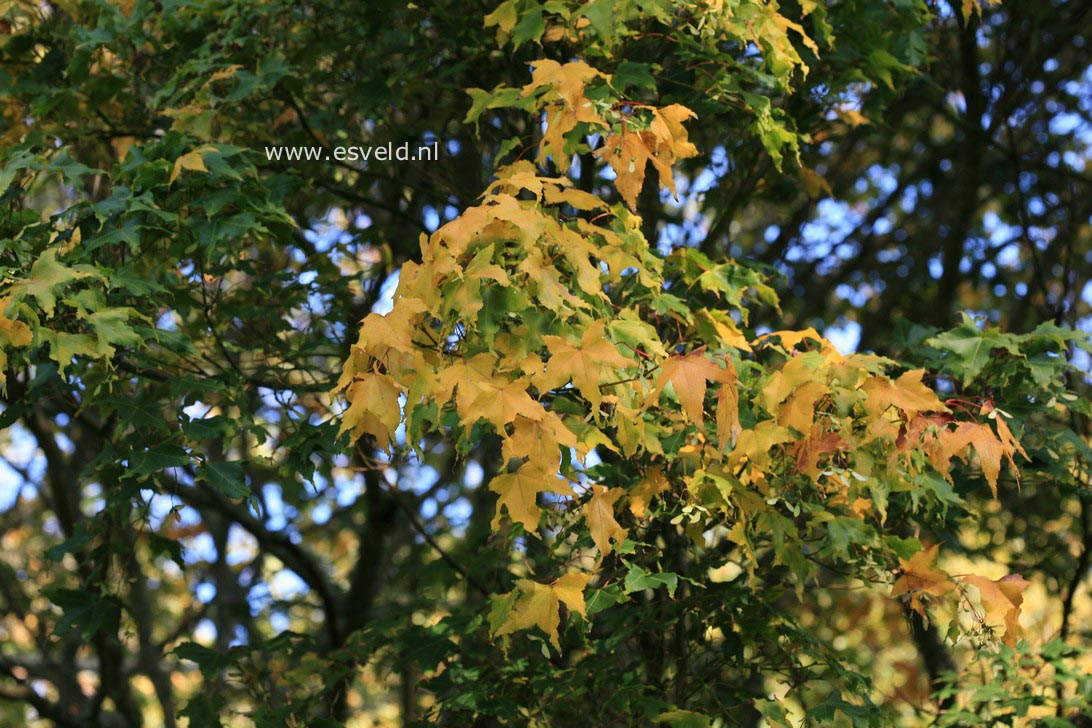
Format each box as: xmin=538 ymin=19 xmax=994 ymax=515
xmin=891 ymin=544 xmax=955 ymax=616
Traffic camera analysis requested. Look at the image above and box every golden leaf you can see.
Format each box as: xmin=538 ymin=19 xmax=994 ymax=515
xmin=963 ymin=573 xmax=1028 ymax=646
xmin=583 ymin=485 xmax=626 ymax=555
xmin=862 ymin=370 xmax=949 ymax=420
xmin=494 ymin=573 xmax=591 ymax=651
xmin=489 ymin=463 xmax=573 ymax=533
xmin=169 ymin=149 xmax=209 ymax=185
xmin=891 ymin=544 xmax=955 ymax=617
xmin=629 ymin=467 xmax=668 ymax=518
xmin=537 ymin=320 xmax=631 ymax=408
xmin=654 ymin=352 xmax=733 ymax=426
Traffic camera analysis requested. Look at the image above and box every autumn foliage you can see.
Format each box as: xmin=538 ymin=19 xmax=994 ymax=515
xmin=0 ymin=0 xmax=1089 ymax=725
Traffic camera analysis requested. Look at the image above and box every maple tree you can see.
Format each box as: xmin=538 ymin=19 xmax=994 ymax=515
xmin=0 ymin=0 xmax=1089 ymax=725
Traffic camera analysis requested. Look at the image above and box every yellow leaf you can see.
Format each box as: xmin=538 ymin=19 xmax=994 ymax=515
xmin=891 ymin=544 xmax=955 ymax=617
xmin=629 ymin=467 xmax=668 ymax=518
xmin=494 ymin=573 xmax=591 ymax=651
xmin=466 ymin=377 xmax=546 ymax=431
xmin=483 ymin=0 xmax=518 ymax=34
xmin=543 ymin=185 xmax=607 ymax=211
xmin=963 ymin=573 xmax=1028 ymax=646
xmin=0 ymin=297 xmax=31 ymax=347
xmin=552 ymin=572 xmax=592 ymax=619
xmin=862 ymin=370 xmax=949 ymax=420
xmin=778 ymin=379 xmax=826 ymax=434
xmin=596 ymin=130 xmax=652 ymax=210
xmin=0 ymin=296 xmax=32 ymax=391
xmin=207 ymin=64 xmax=243 ymax=83
xmin=654 ymin=352 xmax=733 ymax=426
xmin=583 ymin=485 xmax=626 ymax=555
xmin=537 ymin=320 xmax=631 ymax=408
xmin=502 ymin=413 xmax=577 ymax=474
xmin=758 ymin=352 xmax=823 ymax=416
xmin=728 ymin=420 xmax=795 ymax=471
xmin=340 ymin=373 xmax=401 ymax=449
xmin=169 ymin=150 xmax=209 ymax=185
xmin=521 ymin=59 xmax=605 ymax=108
xmin=489 ymin=463 xmax=573 ymax=533
xmin=941 ymin=420 xmax=1022 ymax=497
xmin=694 ymin=308 xmax=752 ymax=351
xmin=756 ymin=327 xmax=825 ymax=351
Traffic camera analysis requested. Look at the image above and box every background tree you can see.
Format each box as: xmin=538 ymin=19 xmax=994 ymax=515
xmin=0 ymin=0 xmax=1088 ymax=725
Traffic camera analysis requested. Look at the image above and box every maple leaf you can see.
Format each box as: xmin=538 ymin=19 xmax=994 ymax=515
xmin=654 ymin=352 xmax=734 ymax=426
xmin=344 ymin=297 xmax=427 ymax=368
xmin=778 ymin=379 xmax=826 ymax=434
xmin=543 ymin=184 xmax=606 ymax=211
xmin=537 ymin=320 xmax=631 ymax=408
xmin=10 ymin=249 xmax=94 ymax=317
xmin=715 ymin=380 xmax=741 ymax=448
xmin=757 ymin=352 xmax=824 ymax=417
xmin=596 ymin=130 xmax=654 ymax=211
xmin=493 ymin=572 xmax=591 ymax=651
xmin=466 ymin=377 xmax=546 ymax=431
xmin=340 ymin=372 xmax=402 ymax=449
xmin=728 ymin=421 xmax=795 ymax=471
xmin=986 ymin=404 xmax=1030 ymax=486
xmin=862 ymin=370 xmax=949 ymax=421
xmin=169 ymin=149 xmax=210 ymax=185
xmin=790 ymin=423 xmax=847 ymax=479
xmin=0 ymin=298 xmax=31 ymax=348
xmin=501 ymin=412 xmax=577 ymax=474
xmin=925 ymin=313 xmax=1022 ymax=385
xmin=963 ymin=573 xmax=1028 ymax=646
xmin=0 ymin=297 xmax=32 ymax=391
xmin=941 ymin=420 xmax=1024 ymax=497
xmin=489 ymin=463 xmax=573 ymax=533
xmin=583 ymin=485 xmax=627 ymax=555
xmin=629 ymin=467 xmax=668 ymax=518
xmin=891 ymin=544 xmax=955 ymax=617
xmin=651 ymin=104 xmax=698 ymax=161
xmin=521 ymin=59 xmax=604 ymax=108
xmin=756 ymin=327 xmax=826 ymax=351
xmin=433 ymin=352 xmax=498 ymax=416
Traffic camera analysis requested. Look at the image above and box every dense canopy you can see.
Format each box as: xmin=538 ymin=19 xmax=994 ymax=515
xmin=0 ymin=0 xmax=1090 ymax=725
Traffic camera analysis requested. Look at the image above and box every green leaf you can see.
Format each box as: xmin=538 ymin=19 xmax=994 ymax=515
xmin=201 ymin=460 xmax=249 ymax=499
xmin=45 ymin=332 xmax=99 ymax=378
xmin=511 ymin=4 xmax=545 ymax=48
xmin=886 ymin=535 xmax=922 ymax=560
xmin=0 ymin=149 xmax=36 ymax=196
xmin=926 ymin=313 xmax=1023 ymax=385
xmin=46 ymin=588 xmax=121 ymax=639
xmin=126 ymin=443 xmax=190 ymax=476
xmin=11 ymin=249 xmax=96 ymax=317
xmin=173 ymin=642 xmax=231 ymax=680
xmin=623 ymin=564 xmax=678 ymax=597
xmin=654 ymin=709 xmax=712 ymax=727
xmin=586 ymin=583 xmax=629 ymax=616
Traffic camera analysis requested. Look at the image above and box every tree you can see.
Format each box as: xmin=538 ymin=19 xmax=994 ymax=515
xmin=0 ymin=0 xmax=1089 ymax=726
